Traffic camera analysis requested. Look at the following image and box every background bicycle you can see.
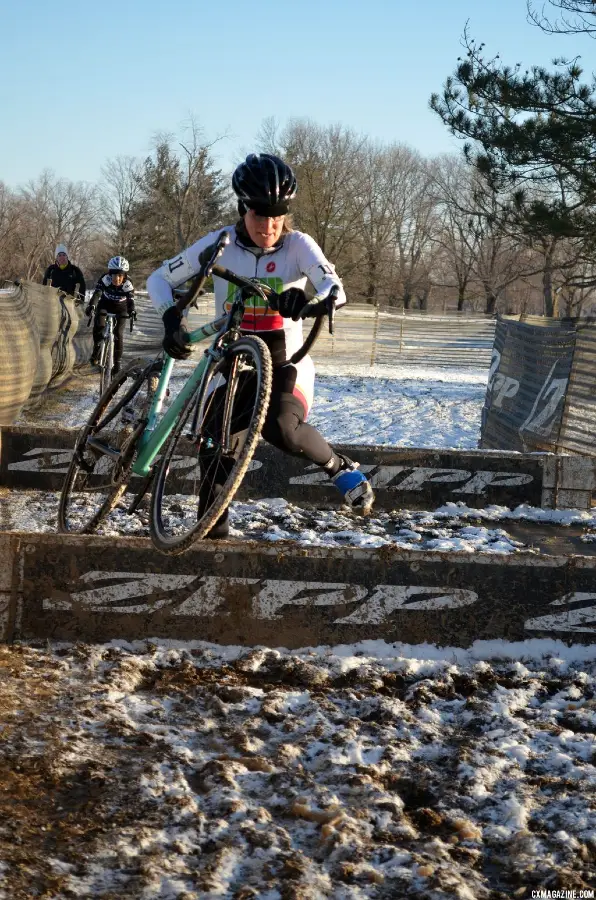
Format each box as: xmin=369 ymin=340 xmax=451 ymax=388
xmin=88 ymin=308 xmax=135 ymax=395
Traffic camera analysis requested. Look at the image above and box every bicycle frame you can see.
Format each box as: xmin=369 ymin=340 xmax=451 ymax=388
xmin=99 ymin=313 xmax=116 ymax=362
xmin=131 ymin=314 xmax=227 ymax=477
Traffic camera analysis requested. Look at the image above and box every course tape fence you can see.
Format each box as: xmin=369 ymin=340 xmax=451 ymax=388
xmin=0 ymin=281 xmax=90 ymax=423
xmin=481 ymin=314 xmax=596 ymax=456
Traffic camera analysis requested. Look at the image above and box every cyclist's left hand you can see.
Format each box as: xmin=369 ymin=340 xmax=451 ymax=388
xmin=84 ymin=303 xmax=95 ymax=318
xmin=274 ymin=287 xmax=309 ymax=321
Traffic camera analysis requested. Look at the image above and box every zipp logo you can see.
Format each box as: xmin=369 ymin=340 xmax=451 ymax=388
xmin=9 ymin=447 xmax=77 ymax=474
xmin=290 ymin=464 xmax=533 ymax=494
xmin=487 ymin=350 xmax=520 ymax=408
xmin=524 ymin=592 xmax=596 ymax=633
xmin=519 ymin=360 xmax=568 ymax=440
xmin=8 ymin=448 xmax=112 ymax=475
xmin=9 ymin=449 xmax=533 ymax=495
xmin=8 ymin=449 xmax=263 ymax=479
xmin=42 ymin=571 xmax=479 ymax=622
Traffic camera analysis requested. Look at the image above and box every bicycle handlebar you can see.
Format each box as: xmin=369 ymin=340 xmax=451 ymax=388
xmin=174 ymin=231 xmax=230 ymax=314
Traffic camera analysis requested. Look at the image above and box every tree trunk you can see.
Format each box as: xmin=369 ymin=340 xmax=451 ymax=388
xmin=403 ymin=289 xmax=412 ymax=310
xmin=366 ymin=256 xmax=377 ymax=306
xmin=457 ymin=286 xmax=465 ymax=312
xmin=418 ymin=286 xmax=430 ymax=311
xmin=543 ymin=264 xmax=555 ymax=317
xmin=483 ymin=283 xmax=497 ymax=315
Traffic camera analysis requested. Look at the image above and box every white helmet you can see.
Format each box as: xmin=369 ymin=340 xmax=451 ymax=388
xmin=55 ymin=243 xmax=68 ymax=259
xmin=108 ymin=255 xmax=129 ymax=273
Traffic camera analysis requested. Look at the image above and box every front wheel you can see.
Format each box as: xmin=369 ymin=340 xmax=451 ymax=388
xmin=150 ymin=335 xmax=272 ymax=554
xmin=100 ymin=333 xmax=114 ymax=395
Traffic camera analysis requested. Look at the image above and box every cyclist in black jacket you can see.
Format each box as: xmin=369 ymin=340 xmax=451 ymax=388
xmin=42 ymin=244 xmax=86 ymax=299
xmin=86 ymin=256 xmax=136 ymax=376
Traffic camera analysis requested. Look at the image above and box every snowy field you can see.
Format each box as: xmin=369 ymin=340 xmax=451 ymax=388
xmin=17 ymin=360 xmax=487 ymax=450
xmin=3 ymin=361 xmax=596 ymax=898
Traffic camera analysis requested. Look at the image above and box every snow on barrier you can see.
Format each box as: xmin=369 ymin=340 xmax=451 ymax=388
xmin=3 ymin=425 xmax=596 ymax=508
xmin=0 ymin=531 xmax=595 ymax=646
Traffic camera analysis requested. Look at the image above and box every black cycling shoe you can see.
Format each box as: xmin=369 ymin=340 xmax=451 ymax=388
xmin=198 ymin=480 xmax=230 ymax=539
xmin=204 ymin=512 xmax=230 ymax=540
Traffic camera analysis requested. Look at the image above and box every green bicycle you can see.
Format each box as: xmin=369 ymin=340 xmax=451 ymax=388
xmin=57 ymin=231 xmax=335 ymax=554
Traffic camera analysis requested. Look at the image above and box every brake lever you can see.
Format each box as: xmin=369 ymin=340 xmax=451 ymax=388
xmin=203 ymin=231 xmax=230 ymax=278
xmin=324 ymin=285 xmax=339 ymax=335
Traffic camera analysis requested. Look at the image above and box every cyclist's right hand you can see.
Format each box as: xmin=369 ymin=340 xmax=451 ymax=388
xmin=198 ymin=242 xmax=217 ymax=268
xmin=162 ymin=306 xmax=191 ymax=360
xmin=85 ymin=303 xmax=95 ymax=318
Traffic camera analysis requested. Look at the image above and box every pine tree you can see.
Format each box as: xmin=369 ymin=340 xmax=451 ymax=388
xmin=429 ymin=28 xmax=596 ymax=251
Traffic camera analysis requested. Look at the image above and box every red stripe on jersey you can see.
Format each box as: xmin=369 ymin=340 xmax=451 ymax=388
xmin=241 ymin=313 xmax=284 ymax=331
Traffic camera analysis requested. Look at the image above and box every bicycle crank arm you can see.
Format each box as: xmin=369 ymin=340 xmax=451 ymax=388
xmin=86 ymin=436 xmax=122 ymax=461
xmin=127 ymin=468 xmax=156 ymax=515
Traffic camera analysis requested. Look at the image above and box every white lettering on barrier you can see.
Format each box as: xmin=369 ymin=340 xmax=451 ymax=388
xmin=395 ymin=468 xmax=472 ymax=490
xmin=9 ymin=450 xmax=534 ymax=495
xmin=487 ymin=349 xmax=501 ymax=389
xmin=46 ymin=571 xmax=197 ymax=613
xmin=42 ymin=571 xmax=475 ymax=621
xmin=7 ymin=450 xmax=264 ymax=478
xmin=290 ymin=464 xmax=534 ymax=494
xmin=487 ymin=349 xmax=520 ymax=408
xmin=39 ymin=572 xmax=596 ymax=634
xmin=524 ymin=592 xmax=596 ymax=633
xmin=452 ymin=471 xmax=534 ymax=493
xmin=490 ymin=374 xmax=520 ymax=408
xmin=336 ymin=586 xmax=479 ymax=624
xmin=519 ymin=361 xmax=568 ymax=439
xmin=8 ymin=448 xmax=75 ymax=474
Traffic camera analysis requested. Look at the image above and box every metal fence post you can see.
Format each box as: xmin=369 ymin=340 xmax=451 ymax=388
xmin=370 ymin=301 xmax=380 ymax=367
xmin=399 ymin=308 xmax=404 ymax=354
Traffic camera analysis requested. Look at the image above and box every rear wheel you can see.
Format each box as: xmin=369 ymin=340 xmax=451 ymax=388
xmin=58 ymin=356 xmax=161 ymax=534
xmin=150 ymin=336 xmax=272 ymax=555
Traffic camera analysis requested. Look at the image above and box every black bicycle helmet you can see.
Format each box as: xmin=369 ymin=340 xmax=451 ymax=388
xmin=232 ymin=153 xmax=297 ymax=216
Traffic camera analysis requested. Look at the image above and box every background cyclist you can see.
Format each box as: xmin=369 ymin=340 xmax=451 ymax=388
xmin=86 ymin=256 xmax=136 ymax=378
xmin=42 ymin=243 xmax=86 ymax=300
xmin=147 ymin=153 xmax=374 ymax=537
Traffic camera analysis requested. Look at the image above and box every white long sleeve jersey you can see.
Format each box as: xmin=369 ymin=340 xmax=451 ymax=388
xmin=146 ymin=225 xmax=346 ymax=364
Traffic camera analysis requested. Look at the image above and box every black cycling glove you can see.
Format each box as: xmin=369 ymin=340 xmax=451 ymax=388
xmin=198 ymin=243 xmax=217 ymax=267
xmin=274 ymin=287 xmax=308 ymax=321
xmin=162 ymin=306 xmax=191 ymax=360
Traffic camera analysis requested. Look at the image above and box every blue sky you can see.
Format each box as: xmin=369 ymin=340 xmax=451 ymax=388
xmin=2 ymin=0 xmax=595 ymax=187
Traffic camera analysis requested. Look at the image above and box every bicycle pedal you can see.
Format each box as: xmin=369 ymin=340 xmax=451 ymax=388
xmin=121 ymin=405 xmax=137 ymax=425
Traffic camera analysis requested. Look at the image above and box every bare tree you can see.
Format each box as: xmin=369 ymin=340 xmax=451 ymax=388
xmin=388 ymin=153 xmax=438 ymax=309
xmin=527 ymin=0 xmax=596 ymax=34
xmin=18 ymin=171 xmax=100 ymax=277
xmin=271 ymin=119 xmax=370 ymax=274
xmin=429 ymin=156 xmax=481 ymax=311
xmin=357 ymin=144 xmax=408 ymax=304
xmin=100 ymin=155 xmax=144 ymax=251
